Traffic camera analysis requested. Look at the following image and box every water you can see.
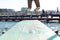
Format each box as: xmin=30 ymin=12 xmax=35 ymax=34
xmin=0 ymin=21 xmax=18 ymax=28
xmin=0 ymin=20 xmax=60 ymax=36
xmin=0 ymin=21 xmax=19 ymax=36
xmin=44 ymin=23 xmax=60 ymax=31
xmin=0 ymin=21 xmax=60 ymax=31
xmin=0 ymin=20 xmax=57 ymax=40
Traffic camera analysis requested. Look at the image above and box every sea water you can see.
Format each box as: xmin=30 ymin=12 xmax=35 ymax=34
xmin=0 ymin=20 xmax=60 ymax=36
xmin=0 ymin=21 xmax=19 ymax=36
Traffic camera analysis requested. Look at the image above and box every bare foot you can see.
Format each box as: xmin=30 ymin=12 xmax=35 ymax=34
xmin=24 ymin=10 xmax=28 ymax=16
xmin=24 ymin=8 xmax=30 ymax=16
xmin=34 ymin=9 xmax=38 ymax=16
xmin=34 ymin=7 xmax=40 ymax=15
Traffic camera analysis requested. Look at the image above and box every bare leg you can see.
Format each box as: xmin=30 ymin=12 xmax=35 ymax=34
xmin=24 ymin=0 xmax=33 ymax=16
xmin=34 ymin=0 xmax=40 ymax=15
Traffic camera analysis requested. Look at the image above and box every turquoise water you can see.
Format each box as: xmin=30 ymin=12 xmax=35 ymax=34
xmin=0 ymin=20 xmax=60 ymax=37
xmin=44 ymin=23 xmax=60 ymax=31
xmin=48 ymin=34 xmax=57 ymax=40
xmin=0 ymin=20 xmax=58 ymax=40
xmin=0 ymin=20 xmax=60 ymax=40
xmin=0 ymin=21 xmax=19 ymax=35
xmin=0 ymin=21 xmax=18 ymax=28
xmin=41 ymin=20 xmax=60 ymax=31
xmin=0 ymin=21 xmax=60 ymax=31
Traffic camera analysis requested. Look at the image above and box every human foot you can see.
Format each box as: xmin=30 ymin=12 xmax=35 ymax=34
xmin=24 ymin=8 xmax=30 ymax=16
xmin=34 ymin=7 xmax=40 ymax=15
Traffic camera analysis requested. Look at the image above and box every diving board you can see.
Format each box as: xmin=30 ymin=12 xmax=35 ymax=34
xmin=0 ymin=20 xmax=60 ymax=40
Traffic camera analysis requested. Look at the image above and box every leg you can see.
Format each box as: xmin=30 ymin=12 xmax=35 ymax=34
xmin=34 ymin=0 xmax=40 ymax=15
xmin=24 ymin=0 xmax=33 ymax=16
xmin=34 ymin=0 xmax=40 ymax=8
xmin=28 ymin=0 xmax=33 ymax=9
